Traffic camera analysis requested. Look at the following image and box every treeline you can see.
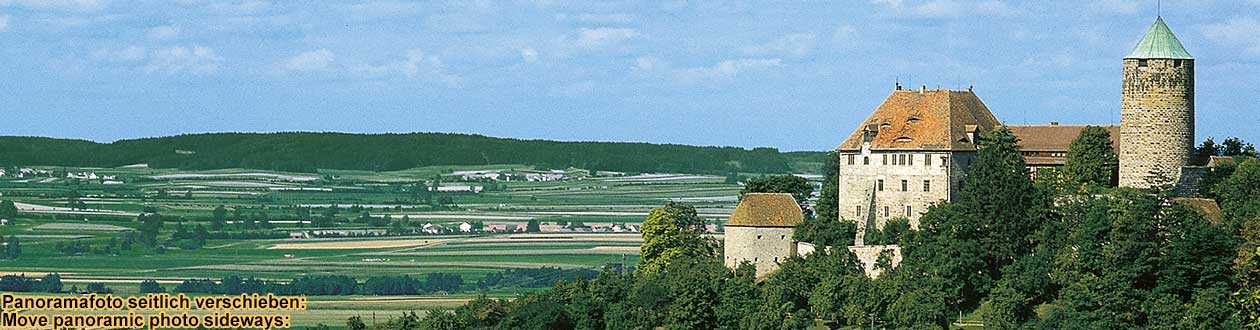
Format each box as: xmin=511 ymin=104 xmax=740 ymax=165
xmin=0 ymin=132 xmax=819 ymax=174
xmin=169 ymin=267 xmax=597 ymax=296
xmin=0 ymin=274 xmax=112 ymax=294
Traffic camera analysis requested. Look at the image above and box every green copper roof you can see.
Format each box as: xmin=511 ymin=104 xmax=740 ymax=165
xmin=1126 ymin=16 xmax=1193 ymax=59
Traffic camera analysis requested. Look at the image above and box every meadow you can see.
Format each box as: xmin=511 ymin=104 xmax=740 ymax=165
xmin=0 ymin=164 xmax=778 ymax=328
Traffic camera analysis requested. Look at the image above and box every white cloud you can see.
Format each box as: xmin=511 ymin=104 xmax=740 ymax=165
xmin=0 ymin=15 xmax=8 ymax=32
xmin=520 ymin=48 xmax=539 ymax=63
xmin=744 ymin=33 xmax=816 ymax=57
xmin=352 ymin=49 xmax=461 ymax=87
xmin=833 ymin=25 xmax=858 ymax=43
xmin=146 ymin=25 xmax=179 ymax=40
xmin=145 ymin=46 xmax=223 ymax=75
xmin=573 ymin=27 xmax=639 ymax=49
xmin=1087 ymin=0 xmax=1139 ymax=15
xmin=675 ymin=58 xmax=782 ymax=84
xmin=1 ymin=0 xmax=107 ymax=12
xmin=1201 ymin=17 xmax=1260 ymax=55
xmin=871 ymin=0 xmax=1017 ymax=18
xmin=574 ymin=13 xmax=634 ymax=25
xmin=349 ymin=1 xmax=420 ymax=18
xmin=207 ymin=0 xmax=268 ymax=14
xmin=281 ymin=49 xmax=334 ymax=73
xmin=91 ymin=46 xmax=146 ymax=62
xmin=633 ymin=56 xmax=663 ymax=72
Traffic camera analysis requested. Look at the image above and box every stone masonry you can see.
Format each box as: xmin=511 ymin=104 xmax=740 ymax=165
xmin=1119 ymin=58 xmax=1194 ymax=188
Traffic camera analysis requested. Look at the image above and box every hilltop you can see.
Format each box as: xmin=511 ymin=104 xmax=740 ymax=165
xmin=0 ymin=132 xmax=825 ymax=174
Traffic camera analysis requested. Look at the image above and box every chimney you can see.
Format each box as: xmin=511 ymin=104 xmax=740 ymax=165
xmin=1050 ymin=122 xmax=1059 ymax=126
xmin=919 ymin=85 xmax=926 ymax=93
xmin=967 ymin=85 xmax=973 ymax=92
xmin=895 ymin=82 xmax=902 ymax=91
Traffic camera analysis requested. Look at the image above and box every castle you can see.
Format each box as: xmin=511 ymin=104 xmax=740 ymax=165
xmin=725 ymin=17 xmax=1201 ymax=277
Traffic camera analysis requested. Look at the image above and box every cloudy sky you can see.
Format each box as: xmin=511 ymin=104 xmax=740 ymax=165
xmin=2 ymin=0 xmax=1258 ymax=151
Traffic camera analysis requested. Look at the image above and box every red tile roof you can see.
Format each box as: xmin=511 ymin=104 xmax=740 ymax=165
xmin=1007 ymin=125 xmax=1120 ymax=152
xmin=837 ymin=89 xmax=1001 ymax=151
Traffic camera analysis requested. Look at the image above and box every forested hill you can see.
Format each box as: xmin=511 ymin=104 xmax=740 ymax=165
xmin=0 ymin=133 xmax=826 ymax=174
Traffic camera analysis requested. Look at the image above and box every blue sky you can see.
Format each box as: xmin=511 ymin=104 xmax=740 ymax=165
xmin=2 ymin=0 xmax=1258 ymax=151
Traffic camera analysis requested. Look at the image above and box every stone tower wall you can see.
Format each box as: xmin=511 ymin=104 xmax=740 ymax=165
xmin=723 ymin=226 xmax=796 ymax=278
xmin=1120 ymin=58 xmax=1194 ymax=188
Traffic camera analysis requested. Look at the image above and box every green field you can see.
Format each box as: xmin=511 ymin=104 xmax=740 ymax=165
xmin=0 ymin=164 xmax=796 ymax=329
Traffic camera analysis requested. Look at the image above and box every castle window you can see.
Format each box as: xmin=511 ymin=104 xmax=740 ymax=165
xmin=941 ymin=157 xmax=949 ymax=167
xmin=780 ymin=235 xmax=786 ymax=240
xmin=1175 ymin=59 xmax=1183 ymax=67
xmin=901 ymin=180 xmax=908 ymax=192
xmin=882 ymin=154 xmax=888 ymax=165
xmin=908 ymin=154 xmax=913 ymax=165
xmin=863 ymin=156 xmax=870 ymax=165
xmin=877 ymin=180 xmax=884 ymax=191
xmin=900 ymin=155 xmax=908 ymax=165
xmin=905 ymin=205 xmax=913 ymax=217
xmin=884 ymin=206 xmax=890 ymax=218
xmin=757 ymin=235 xmax=762 ymax=240
xmin=925 ymin=155 xmax=932 ymax=166
xmin=1138 ymin=59 xmax=1148 ymax=67
xmin=848 ymin=154 xmax=855 ymax=165
xmin=923 ymin=180 xmax=931 ymax=192
xmin=856 ymin=206 xmax=862 ymax=217
xmin=773 ymin=257 xmax=779 ymax=263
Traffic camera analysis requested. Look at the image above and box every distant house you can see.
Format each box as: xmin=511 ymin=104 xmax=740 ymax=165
xmin=422 ymin=223 xmax=444 ymax=234
xmin=289 ymin=232 xmax=306 ymax=239
xmin=538 ymin=224 xmax=567 ymax=232
xmin=459 ymin=222 xmax=474 ymax=232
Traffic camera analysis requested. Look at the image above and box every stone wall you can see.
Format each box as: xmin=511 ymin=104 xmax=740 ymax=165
xmin=847 ymin=244 xmax=902 ymax=278
xmin=1120 ymin=58 xmax=1194 ymax=188
xmin=837 ymin=150 xmax=967 ymax=245
xmin=723 ymin=226 xmax=797 ymax=278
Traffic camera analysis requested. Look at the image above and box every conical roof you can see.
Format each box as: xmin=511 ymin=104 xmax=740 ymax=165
xmin=1126 ymin=16 xmax=1193 ymax=59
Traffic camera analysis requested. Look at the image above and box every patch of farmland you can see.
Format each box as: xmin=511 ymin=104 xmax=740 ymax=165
xmin=378 ymin=248 xmax=636 ymax=256
xmin=12 ymin=201 xmax=138 ymax=216
xmin=32 ymin=223 xmax=133 ymax=232
xmin=197 ymin=181 xmax=289 ymax=188
xmin=269 ymin=238 xmax=452 ymax=250
xmin=149 ymin=172 xmax=319 ymax=181
xmin=13 ymin=234 xmax=93 ymax=239
xmin=387 ymin=214 xmax=534 ymax=220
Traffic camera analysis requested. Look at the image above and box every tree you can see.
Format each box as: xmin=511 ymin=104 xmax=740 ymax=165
xmin=40 ymin=273 xmax=63 ymax=293
xmin=1215 ymin=159 xmax=1260 ymax=231
xmin=957 ymin=127 xmax=1045 ymax=278
xmin=140 ymin=280 xmax=165 ymax=293
xmin=1223 ymin=137 xmax=1257 ymax=157
xmin=345 ymin=316 xmax=366 ymax=330
xmin=525 ymin=219 xmax=540 ymax=233
xmin=637 ymin=202 xmax=718 ymax=276
xmin=1062 ymin=126 xmax=1118 ymax=188
xmin=741 ymin=175 xmax=813 ymax=209
xmin=211 ymin=205 xmax=227 ymax=231
xmin=1194 ymin=137 xmax=1221 ymax=165
xmin=0 ymin=200 xmax=17 ymax=219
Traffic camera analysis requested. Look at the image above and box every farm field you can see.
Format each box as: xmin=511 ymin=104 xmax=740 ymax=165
xmin=0 ymin=164 xmax=806 ymax=329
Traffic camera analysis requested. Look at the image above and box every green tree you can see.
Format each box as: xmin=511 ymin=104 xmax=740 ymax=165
xmin=525 ymin=219 xmax=540 ymax=233
xmin=1062 ymin=126 xmax=1118 ymax=188
xmin=637 ymin=202 xmax=718 ymax=276
xmin=0 ymin=200 xmax=17 ymax=219
xmin=957 ymin=127 xmax=1044 ymax=277
xmin=40 ymin=273 xmax=63 ymax=293
xmin=740 ymin=175 xmax=812 ymax=206
xmin=139 ymin=280 xmax=165 ymax=293
xmin=345 ymin=316 xmax=366 ymax=330
xmin=210 ymin=205 xmax=227 ymax=231
xmin=1215 ymin=159 xmax=1260 ymax=231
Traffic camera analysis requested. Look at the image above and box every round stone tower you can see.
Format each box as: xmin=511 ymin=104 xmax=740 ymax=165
xmin=1120 ymin=17 xmax=1194 ymax=189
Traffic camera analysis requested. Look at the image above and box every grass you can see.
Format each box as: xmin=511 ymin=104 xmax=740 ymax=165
xmin=0 ymin=164 xmax=819 ymax=328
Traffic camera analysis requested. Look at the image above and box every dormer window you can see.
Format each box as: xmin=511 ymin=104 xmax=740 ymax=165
xmin=895 ymin=137 xmax=914 ymax=143
xmin=907 ymin=117 xmax=921 ymax=123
